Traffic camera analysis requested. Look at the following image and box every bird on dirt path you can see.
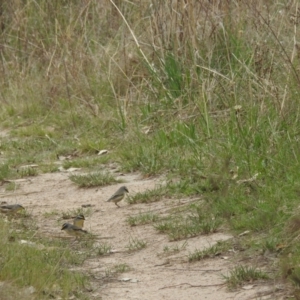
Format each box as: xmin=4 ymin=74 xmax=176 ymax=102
xmin=73 ymin=214 xmax=85 ymax=229
xmin=0 ymin=204 xmax=25 ymax=215
xmin=61 ymin=223 xmax=88 ymax=239
xmin=106 ymin=186 xmax=129 ymax=208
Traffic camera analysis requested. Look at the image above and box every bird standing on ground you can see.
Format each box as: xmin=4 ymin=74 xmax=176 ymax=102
xmin=0 ymin=204 xmax=25 ymax=215
xmin=61 ymin=223 xmax=88 ymax=238
xmin=73 ymin=214 xmax=85 ymax=229
xmin=106 ymin=186 xmax=129 ymax=208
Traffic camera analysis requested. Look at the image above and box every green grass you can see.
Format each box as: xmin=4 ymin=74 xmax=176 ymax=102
xmin=154 ymin=203 xmax=222 ymax=241
xmin=103 ymin=263 xmax=131 ymax=278
xmin=5 ymin=182 xmax=19 ymax=191
xmin=18 ymin=166 xmax=39 ymax=177
xmin=223 ymin=265 xmax=269 ymax=290
xmin=69 ymin=171 xmax=121 ymax=188
xmin=43 ymin=210 xmax=60 ymax=218
xmin=95 ymin=243 xmax=112 ymax=256
xmin=126 ymin=212 xmax=160 ymax=226
xmin=0 ymin=218 xmax=89 ymax=299
xmin=113 ymin=263 xmax=130 ymax=273
xmin=188 ymin=241 xmax=231 ymax=262
xmin=62 ymin=155 xmax=110 ymax=170
xmin=127 ymin=186 xmax=169 ymax=204
xmin=155 ymin=217 xmax=221 ymax=241
xmin=61 ymin=207 xmax=93 ymax=220
xmin=162 ymin=241 xmax=187 ymax=256
xmin=126 ymin=237 xmax=147 ymax=252
xmin=0 ymin=0 xmax=299 ymax=295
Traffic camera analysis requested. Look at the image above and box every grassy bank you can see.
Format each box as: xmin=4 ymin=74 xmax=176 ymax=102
xmin=0 ymin=0 xmax=299 ymax=296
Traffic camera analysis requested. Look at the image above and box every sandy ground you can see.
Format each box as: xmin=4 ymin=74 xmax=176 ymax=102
xmin=0 ymin=170 xmax=285 ymax=300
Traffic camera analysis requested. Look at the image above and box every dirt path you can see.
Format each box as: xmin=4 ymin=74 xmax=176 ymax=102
xmin=0 ymin=171 xmax=282 ymax=299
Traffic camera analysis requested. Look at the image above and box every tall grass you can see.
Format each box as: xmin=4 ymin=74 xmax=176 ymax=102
xmin=0 ymin=0 xmax=299 ymax=295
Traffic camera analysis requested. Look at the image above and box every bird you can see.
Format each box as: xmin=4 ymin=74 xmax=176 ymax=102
xmin=73 ymin=214 xmax=85 ymax=229
xmin=0 ymin=204 xmax=25 ymax=215
xmin=106 ymin=186 xmax=129 ymax=207
xmin=61 ymin=223 xmax=88 ymax=239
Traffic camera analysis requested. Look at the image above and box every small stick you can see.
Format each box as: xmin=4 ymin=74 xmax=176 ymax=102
xmin=159 ymin=282 xmax=226 ymax=290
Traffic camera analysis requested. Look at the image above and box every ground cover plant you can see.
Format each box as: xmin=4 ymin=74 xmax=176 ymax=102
xmin=0 ymin=218 xmax=89 ymax=299
xmin=0 ymin=0 xmax=299 ymax=297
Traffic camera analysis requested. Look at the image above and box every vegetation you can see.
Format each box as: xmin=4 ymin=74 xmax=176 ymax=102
xmin=126 ymin=212 xmax=160 ymax=226
xmin=188 ymin=241 xmax=231 ymax=262
xmin=0 ymin=0 xmax=299 ymax=296
xmin=69 ymin=171 xmax=120 ymax=187
xmin=223 ymin=265 xmax=269 ymax=290
xmin=95 ymin=243 xmax=112 ymax=256
xmin=126 ymin=237 xmax=147 ymax=252
xmin=0 ymin=218 xmax=89 ymax=299
xmin=127 ymin=187 xmax=168 ymax=204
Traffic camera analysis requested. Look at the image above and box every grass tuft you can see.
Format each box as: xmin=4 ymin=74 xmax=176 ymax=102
xmin=113 ymin=263 xmax=130 ymax=273
xmin=95 ymin=243 xmax=112 ymax=256
xmin=223 ymin=265 xmax=269 ymax=290
xmin=127 ymin=187 xmax=168 ymax=204
xmin=126 ymin=237 xmax=147 ymax=252
xmin=188 ymin=241 xmax=231 ymax=262
xmin=126 ymin=212 xmax=159 ymax=226
xmin=69 ymin=172 xmax=121 ymax=188
xmin=155 ymin=203 xmax=222 ymax=241
xmin=18 ymin=166 xmax=38 ymax=177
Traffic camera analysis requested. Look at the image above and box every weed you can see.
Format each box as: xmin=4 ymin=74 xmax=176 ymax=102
xmin=96 ymin=243 xmax=112 ymax=256
xmin=39 ymin=163 xmax=59 ymax=173
xmin=43 ymin=210 xmax=60 ymax=218
xmin=62 ymin=207 xmax=93 ymax=219
xmin=114 ymin=263 xmax=130 ymax=273
xmin=63 ymin=156 xmax=110 ymax=169
xmin=0 ymin=163 xmax=11 ymax=180
xmin=188 ymin=241 xmax=231 ymax=262
xmin=127 ymin=187 xmax=168 ymax=204
xmin=0 ymin=218 xmax=89 ymax=298
xmin=0 ymin=0 xmax=300 ymax=295
xmin=103 ymin=264 xmax=131 ymax=278
xmin=69 ymin=171 xmax=121 ymax=188
xmin=18 ymin=166 xmax=38 ymax=177
xmin=162 ymin=241 xmax=187 ymax=255
xmin=105 ymin=268 xmax=113 ymax=278
xmin=155 ymin=209 xmax=222 ymax=241
xmin=223 ymin=265 xmax=269 ymax=290
xmin=5 ymin=182 xmax=19 ymax=192
xmin=126 ymin=237 xmax=147 ymax=252
xmin=126 ymin=212 xmax=159 ymax=226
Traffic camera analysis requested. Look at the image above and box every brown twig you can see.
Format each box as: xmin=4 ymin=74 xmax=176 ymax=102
xmin=160 ymin=268 xmax=223 ymax=272
xmin=159 ymin=282 xmax=226 ymax=290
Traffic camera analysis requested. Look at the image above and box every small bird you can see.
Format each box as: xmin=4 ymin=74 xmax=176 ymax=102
xmin=61 ymin=223 xmax=88 ymax=239
xmin=0 ymin=204 xmax=25 ymax=215
xmin=106 ymin=186 xmax=129 ymax=208
xmin=73 ymin=214 xmax=85 ymax=229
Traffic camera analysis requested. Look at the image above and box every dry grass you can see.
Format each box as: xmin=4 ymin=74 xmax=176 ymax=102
xmin=0 ymin=0 xmax=300 ymax=297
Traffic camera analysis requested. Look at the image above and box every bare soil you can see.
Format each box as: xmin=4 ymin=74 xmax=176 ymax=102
xmin=1 ymin=170 xmax=285 ymax=300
